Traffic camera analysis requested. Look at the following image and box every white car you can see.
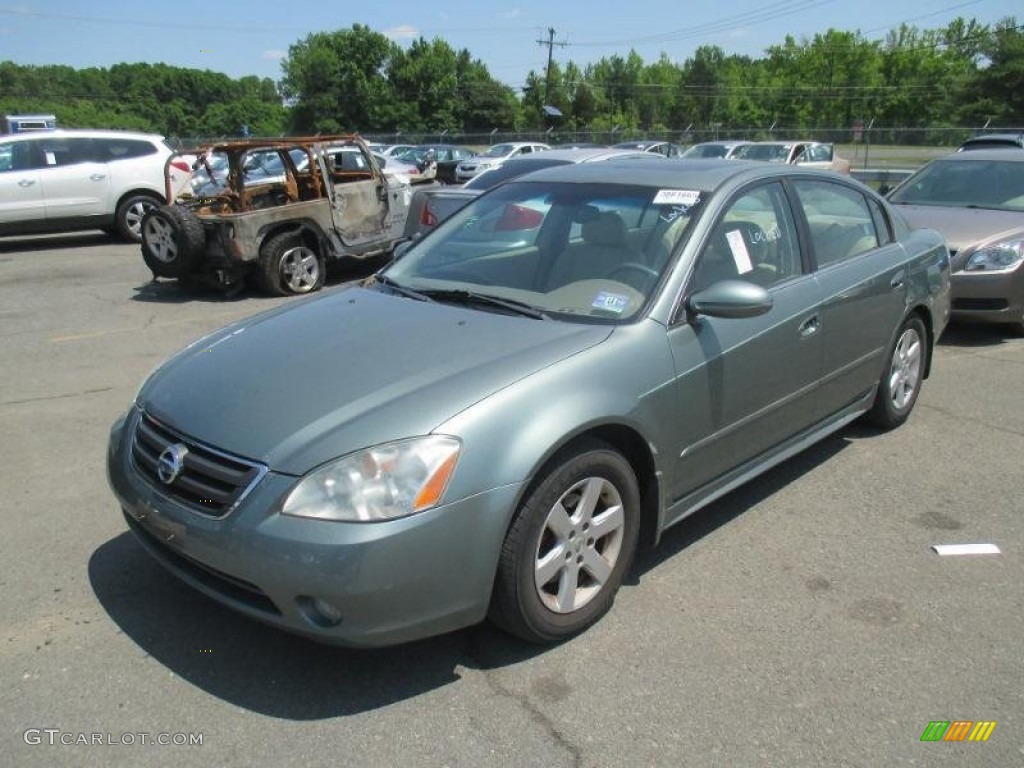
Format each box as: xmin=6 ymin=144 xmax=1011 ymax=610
xmin=454 ymin=142 xmax=550 ymax=183
xmin=0 ymin=129 xmax=192 ymax=241
xmin=732 ymin=141 xmax=852 ymax=174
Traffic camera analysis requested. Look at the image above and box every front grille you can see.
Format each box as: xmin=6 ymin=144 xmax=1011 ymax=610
xmin=953 ymin=297 xmax=1009 ymax=311
xmin=125 ymin=512 xmax=280 ymax=615
xmin=131 ymin=411 xmax=265 ymax=517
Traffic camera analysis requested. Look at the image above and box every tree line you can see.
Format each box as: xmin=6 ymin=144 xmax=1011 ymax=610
xmin=0 ymin=17 xmax=1020 ymax=143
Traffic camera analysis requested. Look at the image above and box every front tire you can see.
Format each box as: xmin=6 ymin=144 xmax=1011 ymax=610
xmin=865 ymin=315 xmax=927 ymax=429
xmin=257 ymin=232 xmax=325 ymax=296
xmin=489 ymin=441 xmax=640 ymax=643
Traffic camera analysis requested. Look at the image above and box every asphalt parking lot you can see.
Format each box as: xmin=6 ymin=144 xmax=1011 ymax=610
xmin=2 ymin=233 xmax=1022 ymax=767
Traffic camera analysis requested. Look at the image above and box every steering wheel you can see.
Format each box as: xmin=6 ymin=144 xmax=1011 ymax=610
xmin=606 ymin=262 xmax=660 ymax=292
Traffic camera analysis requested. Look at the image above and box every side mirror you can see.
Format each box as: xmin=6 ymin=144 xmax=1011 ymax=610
xmin=688 ymin=280 xmax=773 ymax=319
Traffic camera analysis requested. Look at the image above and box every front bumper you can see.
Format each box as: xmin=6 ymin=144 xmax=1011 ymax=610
xmin=106 ymin=411 xmax=520 ymax=647
xmin=950 ymin=267 xmax=1024 ymax=327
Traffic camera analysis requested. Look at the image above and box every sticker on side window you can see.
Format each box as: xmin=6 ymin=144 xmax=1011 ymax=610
xmin=725 ymin=230 xmax=754 ymax=274
xmin=653 ymin=189 xmax=700 ymax=206
xmin=592 ymin=291 xmax=630 ymax=314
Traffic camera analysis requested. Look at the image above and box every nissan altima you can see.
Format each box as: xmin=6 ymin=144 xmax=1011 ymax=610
xmin=107 ymin=159 xmax=951 ymax=647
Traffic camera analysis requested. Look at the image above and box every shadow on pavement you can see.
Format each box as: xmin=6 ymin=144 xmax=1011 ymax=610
xmin=938 ymin=321 xmax=1018 ymax=348
xmin=0 ymin=231 xmax=123 ymax=253
xmin=89 ymin=532 xmax=544 ymax=720
xmin=128 ymin=254 xmax=389 ymax=304
xmin=629 ymin=432 xmax=850 ymax=577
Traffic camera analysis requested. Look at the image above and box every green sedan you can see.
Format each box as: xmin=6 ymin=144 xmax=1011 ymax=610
xmin=107 ymin=159 xmax=951 ymax=647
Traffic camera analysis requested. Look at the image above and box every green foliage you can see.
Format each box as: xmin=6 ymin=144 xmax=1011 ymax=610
xmin=1 ymin=15 xmax=1019 ymax=142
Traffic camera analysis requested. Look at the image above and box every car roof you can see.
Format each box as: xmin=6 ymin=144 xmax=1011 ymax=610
xmin=511 ymin=157 xmax=823 ymax=189
xmin=0 ymin=128 xmax=165 ymax=142
xmin=612 ymin=140 xmax=669 ymax=148
xmin=933 ymin=148 xmax=1024 ymax=163
xmin=748 ymin=140 xmax=820 ymax=147
xmin=957 ymin=133 xmax=1024 ymax=149
xmin=504 ymin=147 xmax=657 ymax=163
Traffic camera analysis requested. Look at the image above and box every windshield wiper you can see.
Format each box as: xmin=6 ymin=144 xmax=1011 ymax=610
xmin=420 ymin=288 xmax=550 ymax=320
xmin=367 ymin=273 xmax=434 ymax=302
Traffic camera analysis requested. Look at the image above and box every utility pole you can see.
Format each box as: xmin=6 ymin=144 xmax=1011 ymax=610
xmin=536 ymin=27 xmax=568 ymax=104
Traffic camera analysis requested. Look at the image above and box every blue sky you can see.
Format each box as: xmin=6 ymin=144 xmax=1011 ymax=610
xmin=0 ymin=0 xmax=1018 ymax=89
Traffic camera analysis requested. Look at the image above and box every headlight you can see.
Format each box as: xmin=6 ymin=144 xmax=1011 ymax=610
xmin=282 ymin=436 xmax=461 ymax=522
xmin=964 ymin=238 xmax=1024 ymax=272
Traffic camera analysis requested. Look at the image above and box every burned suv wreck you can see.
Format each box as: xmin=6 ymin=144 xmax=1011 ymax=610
xmin=139 ymin=135 xmax=432 ymax=295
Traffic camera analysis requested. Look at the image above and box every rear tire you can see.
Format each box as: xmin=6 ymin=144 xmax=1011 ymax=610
xmin=865 ymin=315 xmax=927 ymax=429
xmin=140 ymin=205 xmax=205 ymax=278
xmin=489 ymin=441 xmax=640 ymax=643
xmin=257 ymin=232 xmax=325 ymax=296
xmin=116 ymin=193 xmax=163 ymax=242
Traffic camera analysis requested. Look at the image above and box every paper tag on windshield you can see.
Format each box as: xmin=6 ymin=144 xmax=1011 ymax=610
xmin=726 ymin=229 xmax=753 ymax=274
xmin=653 ymin=189 xmax=700 ymax=206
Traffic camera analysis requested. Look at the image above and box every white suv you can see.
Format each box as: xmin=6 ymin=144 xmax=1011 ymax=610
xmin=0 ymin=129 xmax=192 ymax=241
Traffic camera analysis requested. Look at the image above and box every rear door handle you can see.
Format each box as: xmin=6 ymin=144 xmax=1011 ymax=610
xmin=798 ymin=315 xmax=820 ymax=337
xmin=890 ymin=273 xmax=906 ymax=290
xmin=90 ymin=173 xmax=107 ymax=181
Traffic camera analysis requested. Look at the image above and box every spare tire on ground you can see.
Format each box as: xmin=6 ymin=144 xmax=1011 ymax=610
xmin=140 ymin=205 xmax=206 ymax=279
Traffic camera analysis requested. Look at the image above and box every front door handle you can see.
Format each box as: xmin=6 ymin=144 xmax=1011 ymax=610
xmin=798 ymin=315 xmax=820 ymax=337
xmin=17 ymin=179 xmax=36 ymax=187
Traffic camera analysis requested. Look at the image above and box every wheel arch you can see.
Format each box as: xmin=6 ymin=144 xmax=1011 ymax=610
xmin=509 ymin=422 xmax=662 ymax=556
xmin=116 ymin=186 xmax=165 ymax=210
xmin=906 ymin=303 xmax=935 ymax=378
xmin=257 ymin=221 xmax=328 ymax=258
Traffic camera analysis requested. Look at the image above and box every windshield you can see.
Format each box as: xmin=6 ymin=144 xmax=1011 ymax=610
xmin=381 ymin=181 xmax=706 ymax=322
xmin=683 ymin=144 xmax=730 ymax=159
xmin=889 ymin=159 xmax=1024 ymax=211
xmin=479 ymin=143 xmax=516 ymax=159
xmin=733 ymin=144 xmax=791 ymax=162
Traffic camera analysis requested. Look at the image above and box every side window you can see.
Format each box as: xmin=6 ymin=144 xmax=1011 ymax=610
xmin=691 ymin=182 xmax=801 ymax=292
xmin=519 ymin=146 xmax=532 ymax=155
xmin=35 ymin=137 xmax=95 ymax=167
xmin=792 ymin=180 xmax=879 ymax=268
xmin=0 ymin=142 xmax=14 ymax=172
xmin=94 ymin=138 xmax=158 ymax=161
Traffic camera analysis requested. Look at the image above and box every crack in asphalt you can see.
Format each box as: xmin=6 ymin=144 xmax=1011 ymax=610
xmin=462 ymin=637 xmax=583 ymax=767
xmin=1 ymin=387 xmax=114 ymax=407
xmin=919 ymin=401 xmax=1024 ymax=439
xmin=476 ymin=669 xmax=583 ymax=768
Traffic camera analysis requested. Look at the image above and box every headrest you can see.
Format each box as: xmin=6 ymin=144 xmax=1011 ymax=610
xmin=582 ymin=211 xmax=627 ymax=246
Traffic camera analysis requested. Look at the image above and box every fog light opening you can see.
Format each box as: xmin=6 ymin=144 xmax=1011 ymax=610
xmin=297 ymin=596 xmax=344 ymax=628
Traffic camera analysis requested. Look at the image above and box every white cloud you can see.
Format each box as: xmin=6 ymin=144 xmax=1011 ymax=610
xmin=727 ymin=28 xmax=749 ymax=40
xmin=384 ymin=25 xmax=419 ymax=41
xmin=500 ymin=9 xmax=521 ymax=20
xmin=261 ymin=49 xmax=287 ymax=61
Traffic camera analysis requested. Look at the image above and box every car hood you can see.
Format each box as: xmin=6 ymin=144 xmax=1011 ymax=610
xmin=894 ymin=204 xmax=1024 ymax=255
xmin=139 ymin=286 xmax=611 ymax=475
